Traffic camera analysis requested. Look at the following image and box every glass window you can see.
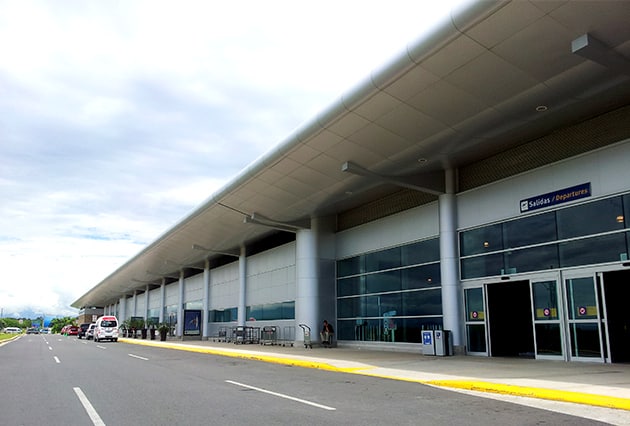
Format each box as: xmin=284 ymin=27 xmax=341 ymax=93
xmin=337 ymin=256 xmax=363 ymax=277
xmin=402 ymin=238 xmax=440 ymax=265
xmin=337 ymin=297 xmax=362 ymax=319
xmin=569 ymin=323 xmax=601 ymax=358
xmin=467 ymin=324 xmax=486 ymax=352
xmin=623 ymin=194 xmax=630 ymax=228
xmin=503 ymin=211 xmax=557 ymax=248
xmin=565 ymin=277 xmax=597 ymax=320
xmin=465 ymin=288 xmax=484 ymax=322
xmin=559 ymin=233 xmax=627 ymax=267
xmin=165 ymin=305 xmax=178 ymax=325
xmin=263 ymin=303 xmax=281 ymax=320
xmin=185 ymin=300 xmax=202 ymax=310
xmin=366 ymin=247 xmax=401 ymax=272
xmin=281 ymin=301 xmax=295 ymax=319
xmin=402 ymin=264 xmax=441 ymax=289
xmin=401 ymin=289 xmax=442 ymax=316
xmin=505 ymin=244 xmax=559 ymax=274
xmin=532 ymin=281 xmax=559 ymax=320
xmin=557 ymin=197 xmax=624 ymax=239
xmin=247 ymin=305 xmax=262 ymax=321
xmin=365 ymin=270 xmax=401 ymax=293
xmin=460 ymin=253 xmax=503 ymax=279
xmin=337 ymin=318 xmax=441 ymax=343
xmin=460 ymin=223 xmax=503 ymax=256
xmin=535 ymin=324 xmax=562 ymax=356
xmin=337 ymin=276 xmax=364 ymax=297
xmin=375 ymin=293 xmax=402 ymax=316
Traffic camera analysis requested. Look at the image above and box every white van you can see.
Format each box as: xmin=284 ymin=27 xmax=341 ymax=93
xmin=93 ymin=316 xmax=119 ymax=342
xmin=3 ymin=327 xmax=21 ymax=334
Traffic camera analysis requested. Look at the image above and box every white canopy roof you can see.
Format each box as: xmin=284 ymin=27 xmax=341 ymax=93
xmin=73 ymin=0 xmax=630 ymax=308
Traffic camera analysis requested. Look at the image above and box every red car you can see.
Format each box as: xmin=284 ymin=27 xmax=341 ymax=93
xmin=65 ymin=326 xmax=79 ymax=335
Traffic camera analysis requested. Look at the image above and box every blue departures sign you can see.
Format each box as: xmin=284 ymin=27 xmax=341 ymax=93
xmin=520 ymin=183 xmax=591 ymax=213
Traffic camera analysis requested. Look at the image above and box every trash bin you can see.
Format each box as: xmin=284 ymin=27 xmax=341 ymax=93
xmin=422 ymin=330 xmax=435 ymax=355
xmin=435 ymin=330 xmax=451 ymax=356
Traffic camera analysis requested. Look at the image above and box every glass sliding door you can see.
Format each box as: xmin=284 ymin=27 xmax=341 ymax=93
xmin=530 ymin=276 xmax=563 ymax=360
xmin=564 ymin=273 xmax=605 ymax=362
xmin=464 ymin=287 xmax=486 ymax=354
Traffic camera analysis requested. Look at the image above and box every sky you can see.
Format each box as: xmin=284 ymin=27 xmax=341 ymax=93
xmin=0 ymin=0 xmax=467 ymax=318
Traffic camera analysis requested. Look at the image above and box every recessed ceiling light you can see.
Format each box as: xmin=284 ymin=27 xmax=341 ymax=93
xmin=417 ymin=158 xmax=428 ymax=164
xmin=536 ymin=105 xmax=548 ymax=112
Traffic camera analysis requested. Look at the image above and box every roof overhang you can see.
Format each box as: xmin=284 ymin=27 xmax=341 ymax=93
xmin=73 ymin=0 xmax=630 ymax=308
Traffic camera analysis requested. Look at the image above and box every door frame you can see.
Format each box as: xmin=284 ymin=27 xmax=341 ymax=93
xmin=561 ymin=268 xmax=606 ymax=363
xmin=529 ymin=272 xmax=565 ymax=361
xmin=463 ymin=271 xmax=562 ymax=360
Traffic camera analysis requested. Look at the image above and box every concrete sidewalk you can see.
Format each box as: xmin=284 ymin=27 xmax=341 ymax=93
xmin=121 ymin=337 xmax=630 ymax=413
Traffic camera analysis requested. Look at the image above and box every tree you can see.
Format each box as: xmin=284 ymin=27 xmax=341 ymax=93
xmin=50 ymin=316 xmax=78 ymax=334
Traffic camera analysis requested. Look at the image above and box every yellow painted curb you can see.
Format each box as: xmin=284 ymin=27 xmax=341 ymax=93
xmin=122 ymin=338 xmax=354 ymax=372
xmin=424 ymin=380 xmax=630 ymax=411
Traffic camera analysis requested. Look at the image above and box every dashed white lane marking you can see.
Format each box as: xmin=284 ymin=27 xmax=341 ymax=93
xmin=128 ymin=353 xmax=149 ymax=361
xmin=54 ymin=356 xmax=60 ymax=363
xmin=73 ymin=387 xmax=106 ymax=426
xmin=226 ymin=380 xmax=336 ymax=411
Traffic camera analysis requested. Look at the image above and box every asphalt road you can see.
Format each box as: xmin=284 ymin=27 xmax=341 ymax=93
xmin=0 ymin=335 xmax=612 ymax=425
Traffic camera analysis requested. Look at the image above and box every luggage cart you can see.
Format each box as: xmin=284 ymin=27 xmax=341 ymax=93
xmin=298 ymin=324 xmax=312 ymax=349
xmin=280 ymin=326 xmax=295 ymax=347
xmin=212 ymin=326 xmax=229 ymax=342
xmin=260 ymin=326 xmax=278 ymax=345
xmin=233 ymin=326 xmax=260 ymax=344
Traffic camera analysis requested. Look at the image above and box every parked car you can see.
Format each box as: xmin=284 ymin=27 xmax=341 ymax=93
xmin=26 ymin=328 xmax=39 ymax=334
xmin=67 ymin=326 xmax=79 ymax=336
xmin=93 ymin=316 xmax=118 ymax=342
xmin=86 ymin=323 xmax=96 ymax=340
xmin=78 ymin=323 xmax=91 ymax=339
xmin=3 ymin=327 xmax=22 ymax=334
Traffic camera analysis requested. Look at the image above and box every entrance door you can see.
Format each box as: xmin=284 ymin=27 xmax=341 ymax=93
xmin=601 ymin=270 xmax=630 ymax=363
xmin=531 ymin=277 xmax=564 ymax=360
xmin=563 ymin=272 xmax=605 ymax=362
xmin=486 ymin=280 xmax=534 ymax=358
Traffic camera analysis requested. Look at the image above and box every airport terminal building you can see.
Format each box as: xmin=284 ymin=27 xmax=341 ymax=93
xmin=73 ymin=0 xmax=630 ymax=363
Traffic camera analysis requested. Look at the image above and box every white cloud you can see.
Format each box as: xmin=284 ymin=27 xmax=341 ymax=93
xmin=0 ymin=0 xmax=467 ymax=317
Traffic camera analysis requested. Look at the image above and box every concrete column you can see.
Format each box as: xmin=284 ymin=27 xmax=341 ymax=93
xmin=177 ymin=270 xmax=184 ymax=337
xmin=238 ymin=245 xmax=247 ymax=326
xmin=439 ymin=169 xmax=463 ymax=352
xmin=159 ymin=278 xmax=165 ymax=323
xmin=145 ymin=284 xmax=150 ymax=322
xmin=202 ymin=259 xmax=210 ymax=339
xmin=295 ymin=216 xmax=336 ymax=343
xmin=132 ymin=291 xmax=138 ymax=317
xmin=119 ymin=297 xmax=126 ymax=321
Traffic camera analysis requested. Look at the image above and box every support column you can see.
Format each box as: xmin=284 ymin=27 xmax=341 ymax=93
xmin=159 ymin=278 xmax=165 ymax=323
xmin=177 ymin=270 xmax=184 ymax=337
xmin=295 ymin=216 xmax=336 ymax=343
xmin=238 ymin=245 xmax=247 ymax=326
xmin=202 ymin=259 xmax=210 ymax=339
xmin=132 ymin=291 xmax=138 ymax=317
xmin=439 ymin=169 xmax=463 ymax=353
xmin=119 ymin=297 xmax=126 ymax=321
xmin=145 ymin=284 xmax=150 ymax=322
